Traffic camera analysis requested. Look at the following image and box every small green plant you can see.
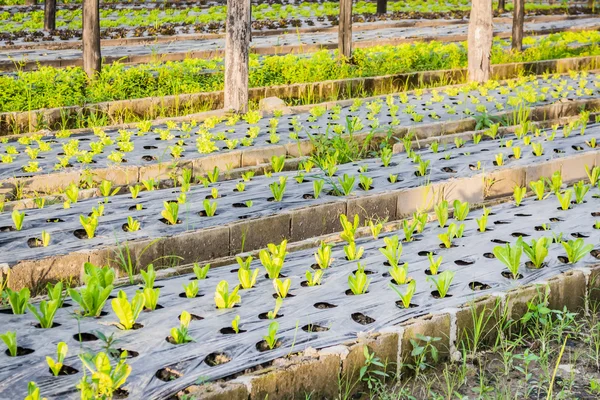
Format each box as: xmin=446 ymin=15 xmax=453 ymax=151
xmin=238 ymin=265 xmax=259 ymax=289
xmin=337 ymin=174 xmax=356 ymax=196
xmin=202 ymin=199 xmax=218 ymax=217
xmin=231 ymin=315 xmax=241 ymax=334
xmin=6 ymin=287 xmax=30 ymax=314
xmin=193 ymin=263 xmax=210 ymax=280
xmin=259 ymin=240 xmax=288 ymax=279
xmin=1 ymin=331 xmax=17 ymax=357
xmin=529 ymin=179 xmax=546 ymax=200
xmin=517 ymin=236 xmax=550 ymax=268
xmin=269 ymin=176 xmax=287 ymax=201
xmin=161 ymin=201 xmax=179 ymax=225
xmin=390 ymin=280 xmax=416 ymax=308
xmin=402 ymin=219 xmax=419 ymax=242
xmin=24 ymin=382 xmax=45 ymax=400
xmin=27 ymin=299 xmax=60 ymax=328
xmin=344 ymin=241 xmax=364 ymax=261
xmin=438 ymin=223 xmax=463 ymax=248
xmin=263 ymin=321 xmax=280 ymax=350
xmin=270 ymin=155 xmax=285 ymax=173
xmin=139 ymin=287 xmax=160 ymax=311
xmin=531 ymin=142 xmax=544 ymax=156
xmin=494 ymin=153 xmax=504 ymax=166
xmin=348 ymin=264 xmax=370 ymax=295
xmin=214 ymin=280 xmax=241 ymax=309
xmin=340 ymin=214 xmax=359 ymax=243
xmin=305 ymin=269 xmax=323 ymax=286
xmin=77 ymin=351 xmax=131 ymax=398
xmin=79 ymin=214 xmax=98 ymax=239
xmin=125 ymin=216 xmax=140 ymax=232
xmin=428 ymin=270 xmax=455 ymax=298
xmin=46 ymin=282 xmax=66 ymax=307
xmin=585 ymin=165 xmax=600 ymax=186
xmin=267 ymin=298 xmax=283 ymax=320
xmin=573 ymin=180 xmax=590 ymax=204
xmin=99 ymin=180 xmax=119 ymax=201
xmin=476 ymin=206 xmax=491 ymax=232
xmin=415 ymin=158 xmax=430 ymax=177
xmin=427 ymin=253 xmax=442 ymax=275
xmin=183 ymin=280 xmax=199 ymax=298
xmin=359 ymin=174 xmax=373 ymax=191
xmin=313 ymin=179 xmax=324 ymax=199
xmin=556 ymin=190 xmax=572 ymax=210
xmin=513 ymin=185 xmax=526 ymax=206
xmin=47 ymin=342 xmax=68 ymax=376
xmin=170 ymin=311 xmax=193 ymax=344
xmin=389 ymin=262 xmax=410 ymax=285
xmin=273 ymin=278 xmax=291 ymax=298
xmin=561 ymin=238 xmax=593 ymax=263
xmin=369 ymin=220 xmax=383 ymax=239
xmin=129 ymin=185 xmax=141 ymax=199
xmin=493 ymin=242 xmax=522 ymax=279
xmin=69 ymin=280 xmax=113 ymax=318
xmin=111 ymin=290 xmax=145 ymax=330
xmin=547 ymin=171 xmax=563 ymax=193
xmin=435 ymin=200 xmax=449 ymax=228
xmin=314 ymin=241 xmax=333 ymax=269
xmin=379 ymin=235 xmax=402 ymax=268
xmin=453 ymin=200 xmax=469 ymax=221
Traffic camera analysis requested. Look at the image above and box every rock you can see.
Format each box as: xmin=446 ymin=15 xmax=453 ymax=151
xmin=258 ymin=97 xmax=291 ymax=114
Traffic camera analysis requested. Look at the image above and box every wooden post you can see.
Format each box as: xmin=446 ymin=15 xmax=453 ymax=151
xmin=25 ymin=0 xmax=37 ymax=5
xmin=376 ymin=0 xmax=387 ymax=14
xmin=82 ymin=0 xmax=101 ymax=79
xmin=224 ymin=0 xmax=251 ymax=113
xmin=338 ymin=0 xmax=352 ymax=59
xmin=511 ymin=0 xmax=524 ymax=51
xmin=467 ymin=0 xmax=493 ymax=83
xmin=497 ymin=0 xmax=505 ymax=13
xmin=44 ymin=0 xmax=56 ymax=31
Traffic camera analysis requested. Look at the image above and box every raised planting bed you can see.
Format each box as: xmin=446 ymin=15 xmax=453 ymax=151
xmin=0 ymin=70 xmax=599 ymax=195
xmin=0 ymin=181 xmax=598 ymax=399
xmin=0 ymin=117 xmax=598 ymax=290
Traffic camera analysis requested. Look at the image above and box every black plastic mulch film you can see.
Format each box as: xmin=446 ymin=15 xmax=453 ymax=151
xmin=0 ymin=183 xmax=599 ymax=398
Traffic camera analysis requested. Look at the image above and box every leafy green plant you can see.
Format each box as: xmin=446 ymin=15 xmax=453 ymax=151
xmin=46 ymin=282 xmax=66 ymax=308
xmin=273 ymin=278 xmax=291 ymax=298
xmin=6 ymin=287 xmax=30 ymax=314
xmin=369 ymin=220 xmax=383 ymax=240
xmin=513 ymin=185 xmax=526 ymax=206
xmin=415 ymin=158 xmax=430 ymax=177
xmin=231 ymin=315 xmax=241 ymax=334
xmin=27 ymin=299 xmax=60 ymax=328
xmin=214 ymin=280 xmax=241 ymax=309
xmin=263 ymin=321 xmax=280 ymax=350
xmin=77 ymin=351 xmax=131 ymax=399
xmin=435 ymin=200 xmax=449 ymax=228
xmin=11 ymin=209 xmax=24 ymax=231
xmin=0 ymin=331 xmax=17 ymax=357
xmin=69 ymin=281 xmax=113 ymax=317
xmin=182 ymin=280 xmax=199 ymax=298
xmin=270 ymin=155 xmax=285 ymax=173
xmin=125 ymin=216 xmax=140 ymax=232
xmin=556 ymin=190 xmax=572 ymax=210
xmin=313 ymin=179 xmax=324 ymax=199
xmin=476 ymin=206 xmax=490 ymax=232
xmin=428 ymin=270 xmax=455 ymax=298
xmin=238 ymin=264 xmax=259 ymax=289
xmin=161 ymin=201 xmax=179 ymax=225
xmin=344 ymin=241 xmax=364 ymax=261
xmin=111 ymin=290 xmax=145 ymax=330
xmin=438 ymin=223 xmax=463 ymax=248
xmin=561 ymin=238 xmax=593 ymax=263
xmin=359 ymin=174 xmax=373 ymax=191
xmin=129 ymin=184 xmax=141 ymax=199
xmin=529 ymin=179 xmax=546 ymax=200
xmin=170 ymin=311 xmax=193 ymax=344
xmin=259 ymin=240 xmax=287 ymax=279
xmin=494 ymin=153 xmax=504 ymax=166
xmin=390 ymin=280 xmax=416 ymax=308
xmin=453 ymin=200 xmax=469 ymax=221
xmin=427 ymin=253 xmax=442 ymax=275
xmin=573 ymin=181 xmax=589 ymax=204
xmin=340 ymin=214 xmax=359 ymax=243
xmin=531 ymin=142 xmax=544 ymax=156
xmin=47 ymin=342 xmax=68 ymax=376
xmin=337 ymin=174 xmax=356 ymax=196
xmin=267 ymin=297 xmax=283 ymax=320
xmin=314 ymin=241 xmax=333 ymax=269
xmin=389 ymin=262 xmax=410 ymax=285
xmin=493 ymin=242 xmax=522 ymax=279
xmin=140 ymin=264 xmax=156 ymax=289
xmin=139 ymin=287 xmax=160 ymax=311
xmin=202 ymin=199 xmax=218 ymax=217
xmin=79 ymin=214 xmax=98 ymax=239
xmin=402 ymin=219 xmax=419 ymax=242
xmin=517 ymin=237 xmax=550 ymax=268
xmin=269 ymin=176 xmax=287 ymax=201
xmin=305 ymin=269 xmax=323 ymax=286
xmin=348 ymin=264 xmax=370 ymax=295
xmin=547 ymin=171 xmax=563 ymax=194
xmin=585 ymin=165 xmax=600 ymax=186
xmin=193 ymin=263 xmax=210 ymax=280
xmin=380 ymin=235 xmax=402 ymax=268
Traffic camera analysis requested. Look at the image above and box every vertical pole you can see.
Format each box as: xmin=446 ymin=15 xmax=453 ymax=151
xmin=83 ymin=0 xmax=101 ymax=79
xmin=224 ymin=0 xmax=251 ymax=113
xmin=511 ymin=0 xmax=524 ymax=51
xmin=376 ymin=0 xmax=387 ymax=15
xmin=497 ymin=0 xmax=505 ymax=13
xmin=338 ymin=0 xmax=352 ymax=59
xmin=44 ymin=0 xmax=56 ymax=31
xmin=467 ymin=0 xmax=493 ymax=83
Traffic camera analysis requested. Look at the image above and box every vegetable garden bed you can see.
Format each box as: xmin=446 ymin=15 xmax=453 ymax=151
xmin=0 ymin=179 xmax=598 ymax=399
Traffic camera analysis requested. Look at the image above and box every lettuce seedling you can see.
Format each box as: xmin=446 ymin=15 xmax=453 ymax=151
xmin=47 ymin=342 xmax=68 ymax=376
xmin=453 ymin=200 xmax=470 ymax=221
xmin=305 ymin=269 xmax=323 ymax=286
xmin=337 ymin=174 xmax=356 ymax=196
xmin=125 ymin=216 xmax=140 ymax=232
xmin=161 ymin=201 xmax=179 ymax=225
xmin=193 ymin=263 xmax=210 ymax=280
xmin=573 ymin=181 xmax=589 ymax=204
xmin=556 ymin=190 xmax=572 ymax=210
xmin=267 ymin=298 xmax=283 ymax=320
xmin=11 ymin=210 xmax=24 ymax=231
xmin=344 ymin=241 xmax=364 ymax=261
xmin=41 ymin=230 xmax=51 ymax=247
xmin=46 ymin=282 xmax=66 ymax=308
xmin=512 ymin=146 xmax=522 ymax=160
xmin=427 ymin=253 xmax=442 ymax=275
xmin=494 ymin=153 xmax=504 ymax=166
xmin=99 ymin=180 xmax=119 ymax=202
xmin=513 ymin=186 xmax=526 ymax=206
xmin=69 ymin=280 xmax=113 ymax=317
xmin=142 ymin=178 xmax=157 ymax=191
xmin=206 ymin=166 xmax=220 ymax=184
xmin=390 ymin=280 xmax=417 ymax=309
xmin=170 ymin=311 xmax=193 ymax=344
xmin=415 ymin=159 xmax=430 ymax=177
xmin=269 ymin=176 xmax=287 ymax=201
xmin=27 ymin=299 xmax=59 ymax=328
xmin=236 ymin=256 xmax=252 ymax=270
xmin=313 ymin=179 xmax=324 ymax=199
xmin=202 ymin=199 xmax=218 ymax=217
xmin=111 ymin=291 xmax=145 ymax=330
xmin=182 ymin=281 xmax=199 ymax=298
xmin=270 ymin=155 xmax=285 ymax=173
xmin=402 ymin=219 xmax=419 ymax=242
xmin=493 ymin=242 xmax=522 ymax=279
xmin=389 ymin=262 xmax=410 ymax=285
xmin=359 ymin=174 xmax=373 ymax=191
xmin=139 ymin=287 xmax=160 ymax=311
xmin=546 ymin=171 xmax=563 ymax=194
xmin=1 ymin=331 xmax=17 ymax=357
xmin=438 ymin=223 xmax=463 ymax=248
xmin=476 ymin=206 xmax=491 ymax=232
xmin=238 ymin=267 xmax=259 ymax=289
xmin=380 ymin=147 xmax=393 ymax=167
xmin=273 ymin=278 xmax=291 ymax=298
xmin=83 ymin=263 xmax=115 ymax=288
xmin=141 ymin=264 xmax=156 ymax=289
xmin=389 ymin=173 xmax=398 ymax=183
xmin=561 ymin=238 xmax=593 ymax=263
xmin=6 ymin=287 xmax=30 ymax=314
xmin=340 ymin=214 xmax=359 ymax=243
xmin=25 ymin=382 xmax=44 ymax=400
xmin=260 ymin=240 xmax=287 ymax=279
xmin=263 ymin=321 xmax=280 ymax=350
xmin=315 ymin=241 xmax=333 ymax=269
xmin=517 ymin=237 xmax=550 ymax=269
xmin=529 ymin=179 xmax=546 ymax=200
xmin=129 ymin=185 xmax=141 ymax=199
xmin=435 ymin=200 xmax=449 ymax=228
xmin=79 ymin=214 xmax=98 ymax=239
xmin=214 ymin=280 xmax=241 ymax=309
xmin=348 ymin=265 xmax=370 ymax=295
xmin=585 ymin=165 xmax=600 ymax=186
xmin=78 ymin=351 xmax=131 ymax=398
xmin=369 ymin=221 xmax=383 ymax=240
xmin=531 ymin=142 xmax=544 ymax=157
xmin=428 ymin=270 xmax=455 ymax=298
xmin=231 ymin=315 xmax=241 ymax=334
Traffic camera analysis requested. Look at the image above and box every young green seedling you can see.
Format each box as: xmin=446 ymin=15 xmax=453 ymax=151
xmin=561 ymin=238 xmax=593 ymax=263
xmin=435 ymin=200 xmax=449 ymax=228
xmin=493 ymin=242 xmax=522 ymax=279
xmin=476 ymin=206 xmax=491 ymax=232
xmin=348 ymin=264 xmax=370 ymax=295
xmin=390 ymin=280 xmax=417 ymax=309
xmin=231 ymin=315 xmax=241 ymax=334
xmin=214 ymin=280 xmax=241 ymax=309
xmin=47 ymin=342 xmax=68 ymax=376
xmin=313 ymin=179 xmax=324 ymax=199
xmin=267 ymin=298 xmax=283 ymax=320
xmin=170 ymin=311 xmax=193 ymax=344
xmin=529 ymin=179 xmax=546 ymax=200
xmin=556 ymin=190 xmax=572 ymax=210
xmin=305 ymin=269 xmax=323 ymax=286
xmin=402 ymin=219 xmax=419 ymax=242
xmin=337 ymin=174 xmax=356 ymax=196
xmin=111 ymin=290 xmax=145 ymax=330
xmin=193 ymin=263 xmax=210 ymax=280
xmin=585 ymin=165 xmax=600 ymax=186
xmin=270 ymin=155 xmax=285 ymax=173
xmin=344 ymin=241 xmax=364 ymax=261
xmin=259 ymin=240 xmax=287 ymax=279
xmin=182 ymin=280 xmax=199 ymax=298
xmin=161 ymin=201 xmax=179 ymax=225
xmin=11 ymin=210 xmax=24 ymax=231
xmin=547 ymin=171 xmax=563 ymax=194
xmin=27 ymin=299 xmax=60 ymax=328
xmin=78 ymin=351 xmax=131 ymax=397
xmin=517 ymin=236 xmax=550 ymax=268
xmin=269 ymin=176 xmax=287 ymax=201
xmin=202 ymin=199 xmax=218 ymax=217
xmin=573 ymin=180 xmax=590 ymax=204
xmin=46 ymin=282 xmax=66 ymax=308
xmin=139 ymin=287 xmax=160 ymax=311
xmin=428 ymin=270 xmax=455 ymax=298
xmin=369 ymin=220 xmax=383 ymax=240
xmin=238 ymin=266 xmax=259 ymax=289
xmin=129 ymin=185 xmax=141 ymax=199
xmin=273 ymin=278 xmax=291 ymax=298
xmin=6 ymin=287 xmax=30 ymax=314
xmin=453 ymin=200 xmax=470 ymax=221
xmin=125 ymin=216 xmax=140 ymax=232
xmin=513 ymin=185 xmax=526 ymax=206
xmin=0 ymin=331 xmax=17 ymax=357
xmin=389 ymin=262 xmax=410 ymax=285
xmin=380 ymin=235 xmax=402 ymax=268
xmin=263 ymin=321 xmax=280 ymax=350
xmin=340 ymin=214 xmax=359 ymax=243
xmin=427 ymin=253 xmax=442 ymax=275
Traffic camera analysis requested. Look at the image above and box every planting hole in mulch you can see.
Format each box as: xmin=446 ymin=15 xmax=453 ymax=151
xmin=494 ymin=220 xmax=511 ymax=225
xmin=345 ymin=289 xmax=369 ymax=296
xmin=258 ymin=312 xmax=283 ymax=319
xmin=526 ymin=261 xmax=547 ymax=269
xmin=557 ymin=256 xmax=570 ymax=264
xmin=302 ymin=193 xmax=315 ymax=199
xmin=232 ymin=202 xmax=249 ymax=208
xmin=501 ymin=271 xmax=524 ymax=279
xmin=441 ymin=167 xmax=457 ymax=173
xmin=431 ymin=290 xmax=453 ymax=299
xmin=178 ymin=292 xmax=204 ymax=298
xmin=0 ymin=226 xmax=16 ymax=232
xmin=27 ymin=238 xmax=43 ymax=248
xmin=354 ymin=268 xmax=376 ymax=274
xmin=220 ymin=326 xmax=247 ymax=334
xmin=204 ymin=352 xmax=231 ymax=366
xmin=395 ymin=301 xmax=419 ymax=309
xmin=314 ymin=302 xmax=337 ymax=309
xmin=142 ymin=155 xmax=157 ymax=161
xmin=418 ymin=250 xmax=437 ymax=256
xmin=469 ymin=281 xmax=492 ymax=291
xmin=351 ymin=312 xmax=375 ymax=325
xmin=302 ymin=324 xmax=330 ymax=333
xmin=550 ymin=217 xmax=564 ymax=222
xmin=49 ymin=365 xmax=79 ymax=376
xmin=117 ymin=323 xmax=143 ymax=330
xmin=438 ymin=243 xmax=458 ymax=248
xmin=515 ymin=213 xmax=532 ymax=217
xmin=159 ymin=218 xmax=182 ymax=225
xmin=72 ymin=332 xmax=98 ymax=342
xmin=73 ymin=229 xmax=92 ymax=239
xmin=113 ymin=388 xmax=129 ymax=399
xmin=455 ymin=259 xmax=475 ymax=266
xmin=155 ymin=367 xmax=183 ymax=382
xmin=179 ymin=313 xmax=202 ymax=321
xmin=491 ymin=239 xmax=509 ymax=244
xmin=6 ymin=347 xmax=34 ymax=357
xmin=511 ymin=232 xmax=529 ymax=237
xmin=116 ymin=349 xmax=139 ymax=358
xmin=198 ymin=210 xmax=219 ymax=217
xmin=129 ymin=205 xmax=146 ymax=211
xmin=264 ymin=273 xmax=287 ymax=280
xmin=46 ymin=218 xmax=64 ymax=223
xmin=143 ymin=145 xmax=158 ymax=150
xmin=272 ymin=292 xmax=295 ymax=299
xmin=34 ymin=322 xmax=61 ymax=329
xmin=256 ymin=340 xmax=282 ymax=352
xmin=591 ymin=249 xmax=600 ymax=259
xmin=571 ymin=232 xmax=589 ymax=238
